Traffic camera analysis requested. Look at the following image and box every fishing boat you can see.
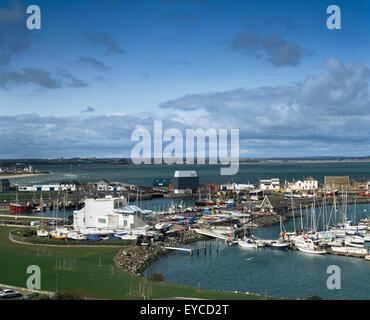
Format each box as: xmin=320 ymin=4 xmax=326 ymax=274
xmin=9 ymin=202 xmax=34 ymax=214
xmin=9 ymin=188 xmax=35 ymax=214
xmin=365 ymin=255 xmax=370 ymax=261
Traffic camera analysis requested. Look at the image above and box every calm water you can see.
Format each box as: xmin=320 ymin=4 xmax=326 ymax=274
xmin=145 ymin=204 xmax=370 ymax=300
xmin=10 ymin=161 xmax=370 ymax=186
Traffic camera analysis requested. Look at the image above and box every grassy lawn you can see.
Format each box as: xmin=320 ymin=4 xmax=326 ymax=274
xmin=0 ymin=227 xmax=268 ymax=300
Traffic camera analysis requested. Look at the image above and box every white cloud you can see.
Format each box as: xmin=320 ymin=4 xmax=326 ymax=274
xmin=1 ymin=60 xmax=370 ymax=158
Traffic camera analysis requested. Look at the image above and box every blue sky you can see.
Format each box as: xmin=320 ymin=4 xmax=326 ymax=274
xmin=0 ymin=0 xmax=370 ymax=158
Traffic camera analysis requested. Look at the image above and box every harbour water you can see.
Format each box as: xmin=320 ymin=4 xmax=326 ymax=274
xmin=10 ymin=161 xmax=370 ymax=186
xmin=145 ymin=203 xmax=370 ymax=300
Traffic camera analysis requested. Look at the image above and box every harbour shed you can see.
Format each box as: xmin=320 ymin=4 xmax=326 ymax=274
xmin=173 ymin=170 xmax=199 ymax=194
xmin=324 ymin=176 xmax=350 ymax=188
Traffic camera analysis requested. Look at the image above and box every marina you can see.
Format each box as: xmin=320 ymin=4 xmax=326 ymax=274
xmin=144 ymin=202 xmax=370 ymax=300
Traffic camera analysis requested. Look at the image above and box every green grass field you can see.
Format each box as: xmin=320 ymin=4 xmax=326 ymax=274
xmin=0 ymin=227 xmax=268 ymax=300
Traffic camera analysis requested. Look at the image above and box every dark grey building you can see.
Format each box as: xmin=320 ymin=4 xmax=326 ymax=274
xmin=173 ymin=171 xmax=199 ymax=194
xmin=0 ymin=179 xmax=11 ymax=192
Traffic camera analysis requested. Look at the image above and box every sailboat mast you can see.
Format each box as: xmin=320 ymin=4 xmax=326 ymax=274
xmin=333 ymin=193 xmax=337 ymax=227
xmin=290 ymin=193 xmax=296 ymax=233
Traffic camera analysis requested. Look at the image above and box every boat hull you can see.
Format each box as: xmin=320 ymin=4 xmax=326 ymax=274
xmin=9 ymin=203 xmax=34 ymax=214
xmin=297 ymin=247 xmax=327 ymax=255
xmin=237 ymin=240 xmax=258 ymax=249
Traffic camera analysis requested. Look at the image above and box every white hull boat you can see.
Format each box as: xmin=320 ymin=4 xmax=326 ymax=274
xmin=155 ymin=223 xmax=172 ymax=231
xmin=80 ymin=228 xmax=115 ymax=236
xmin=37 ymin=229 xmax=49 ymax=237
xmin=297 ymin=247 xmax=327 ymax=254
xmin=67 ymin=231 xmax=87 ymax=241
xmin=270 ymin=241 xmax=290 ymax=249
xmin=294 ymin=236 xmax=327 ymax=255
xmin=344 ymin=240 xmax=364 ymax=248
xmin=238 ymin=239 xmax=258 ymax=249
xmin=114 ymin=232 xmax=138 ymax=240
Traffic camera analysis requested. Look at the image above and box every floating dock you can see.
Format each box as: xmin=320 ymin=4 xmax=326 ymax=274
xmin=193 ymin=228 xmax=230 ymax=240
xmin=163 ymin=246 xmax=194 ymax=253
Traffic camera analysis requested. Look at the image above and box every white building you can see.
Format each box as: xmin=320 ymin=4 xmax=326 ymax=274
xmin=259 ymin=178 xmax=280 ymax=191
xmin=60 ymin=182 xmax=77 ymax=192
xmin=221 ymin=183 xmax=255 ymax=191
xmin=17 ymin=183 xmax=77 ymax=192
xmin=96 ymin=180 xmax=127 ymax=192
xmin=97 ymin=180 xmax=110 ymax=191
xmin=286 ymin=177 xmax=318 ymax=192
xmin=73 ymin=196 xmax=147 ymax=231
xmin=303 ymin=177 xmax=319 ymax=190
xmin=18 ymin=184 xmax=61 ymax=192
xmin=366 ymin=181 xmax=370 ymax=191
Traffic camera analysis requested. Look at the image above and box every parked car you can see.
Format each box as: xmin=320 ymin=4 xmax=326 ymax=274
xmin=0 ymin=289 xmax=23 ymax=299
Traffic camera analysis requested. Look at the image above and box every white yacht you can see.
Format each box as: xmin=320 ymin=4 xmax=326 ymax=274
xmin=294 ymin=236 xmax=327 ymax=255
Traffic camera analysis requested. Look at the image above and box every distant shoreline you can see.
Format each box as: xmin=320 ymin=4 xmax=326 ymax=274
xmin=240 ymin=159 xmax=370 ymax=164
xmin=0 ymin=173 xmax=49 ymax=180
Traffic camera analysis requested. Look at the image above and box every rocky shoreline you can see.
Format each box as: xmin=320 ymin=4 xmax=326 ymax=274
xmin=114 ymin=230 xmax=205 ymax=276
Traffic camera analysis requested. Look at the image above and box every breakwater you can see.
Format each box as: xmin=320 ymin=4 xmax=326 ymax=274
xmin=114 ymin=230 xmax=204 ymax=275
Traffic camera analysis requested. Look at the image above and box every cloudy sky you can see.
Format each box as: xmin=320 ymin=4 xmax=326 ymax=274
xmin=0 ymin=0 xmax=370 ymax=158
